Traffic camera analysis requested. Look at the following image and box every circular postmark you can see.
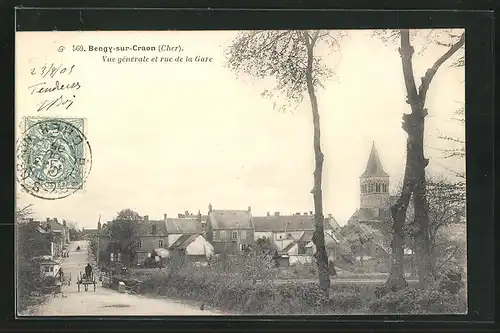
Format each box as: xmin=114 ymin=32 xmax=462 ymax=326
xmin=16 ymin=118 xmax=92 ymax=200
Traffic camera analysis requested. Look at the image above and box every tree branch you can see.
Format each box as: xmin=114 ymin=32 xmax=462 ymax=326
xmin=418 ymin=32 xmax=465 ymax=101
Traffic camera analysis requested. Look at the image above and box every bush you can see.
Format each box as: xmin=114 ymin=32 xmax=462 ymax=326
xmin=17 ymin=261 xmax=45 ymax=311
xmin=367 ymin=287 xmax=467 ymax=314
xmin=135 ymin=256 xmax=374 ymax=314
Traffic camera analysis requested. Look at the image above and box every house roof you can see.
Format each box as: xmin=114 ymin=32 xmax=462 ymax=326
xmin=348 ymin=208 xmax=391 ymax=223
xmin=299 ymin=230 xmax=314 ymax=242
xmin=154 ymin=248 xmax=171 ymax=258
xmin=281 ymin=241 xmax=298 ymax=253
xmin=253 ymin=215 xmax=334 ymax=232
xmin=209 ymin=210 xmax=253 ymax=230
xmin=36 ymin=226 xmax=49 ymax=234
xmin=361 ymin=142 xmax=389 ymax=178
xmin=166 ymin=218 xmax=201 ymax=234
xmin=326 ymin=217 xmax=342 ymax=231
xmin=168 ymin=234 xmax=200 ymax=250
xmin=43 ymin=218 xmax=65 ymax=231
xmin=135 ymin=220 xmax=168 ymax=237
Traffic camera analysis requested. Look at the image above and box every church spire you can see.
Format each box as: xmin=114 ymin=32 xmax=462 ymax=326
xmin=361 ymin=142 xmax=389 ymax=178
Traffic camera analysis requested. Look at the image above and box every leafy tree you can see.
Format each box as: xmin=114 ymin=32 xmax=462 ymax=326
xmin=104 ymin=209 xmax=141 ymax=266
xmin=340 ymin=223 xmax=379 ymax=266
xmin=226 ymin=30 xmax=345 ymax=292
xmin=390 ymin=173 xmax=465 ymax=277
xmin=255 ymin=237 xmax=276 ymax=253
xmin=16 ymin=205 xmax=46 ymax=311
xmin=377 ymin=29 xmax=465 ymax=290
xmin=116 ymin=208 xmax=142 ymax=221
xmin=68 ymin=222 xmax=82 ymax=241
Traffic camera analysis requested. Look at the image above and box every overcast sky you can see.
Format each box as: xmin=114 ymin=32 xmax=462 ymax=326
xmin=16 ymin=30 xmax=465 ymax=229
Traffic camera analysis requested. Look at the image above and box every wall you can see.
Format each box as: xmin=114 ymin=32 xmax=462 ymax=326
xmin=167 ymin=234 xmax=183 ymax=247
xmin=213 ymin=229 xmax=254 ymax=245
xmin=185 ymin=236 xmax=214 ymax=258
xmin=285 ymin=243 xmax=299 ymax=255
xmin=254 ymin=231 xmax=273 ymax=241
xmin=289 ymin=255 xmax=314 ymax=266
xmin=276 ymin=239 xmax=295 ymax=252
xmin=136 ymin=236 xmax=167 ymax=254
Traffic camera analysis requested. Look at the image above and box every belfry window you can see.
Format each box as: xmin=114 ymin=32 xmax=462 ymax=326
xmin=376 ymin=183 xmax=381 ymax=192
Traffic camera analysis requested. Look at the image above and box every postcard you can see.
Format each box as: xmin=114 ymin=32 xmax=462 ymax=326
xmin=15 ymin=29 xmax=466 ymax=316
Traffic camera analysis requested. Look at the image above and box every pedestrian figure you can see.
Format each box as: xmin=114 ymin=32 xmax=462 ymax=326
xmin=56 ymin=267 xmax=64 ymax=282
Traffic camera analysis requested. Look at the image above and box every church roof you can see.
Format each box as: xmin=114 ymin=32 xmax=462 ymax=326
xmin=361 ymin=142 xmax=389 ymax=178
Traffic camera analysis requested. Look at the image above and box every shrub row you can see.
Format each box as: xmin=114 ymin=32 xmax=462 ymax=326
xmin=133 ymin=260 xmax=466 ymax=315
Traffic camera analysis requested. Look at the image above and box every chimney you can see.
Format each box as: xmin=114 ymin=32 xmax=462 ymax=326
xmin=97 ymin=221 xmax=102 ymax=231
xmin=46 ymin=217 xmax=50 ymax=222
xmin=303 ymin=212 xmax=307 ymax=216
xmin=164 ymin=213 xmax=167 ymax=221
xmin=309 ymin=211 xmax=313 ymax=216
xmin=63 ymin=220 xmax=67 ymax=228
xmin=296 ymin=212 xmax=300 ymax=216
xmin=248 ymin=206 xmax=251 ymax=212
xmin=274 ymin=212 xmax=280 ymax=217
xmin=267 ymin=212 xmax=270 ymax=217
xmin=197 ymin=210 xmax=202 ymax=222
xmin=208 ymin=203 xmax=213 ymax=213
xmin=178 ymin=214 xmax=183 ymax=218
xmin=144 ymin=215 xmax=149 ymax=221
xmin=185 ymin=210 xmax=189 ymax=217
xmin=328 ymin=214 xmax=332 ymax=218
xmin=54 ymin=218 xmax=58 ymax=223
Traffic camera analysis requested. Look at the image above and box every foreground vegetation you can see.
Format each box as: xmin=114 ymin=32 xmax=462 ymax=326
xmin=128 ymin=255 xmax=466 ymax=315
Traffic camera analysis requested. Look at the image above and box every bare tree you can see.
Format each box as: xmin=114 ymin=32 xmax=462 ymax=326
xmin=377 ymin=29 xmax=465 ymax=290
xmin=226 ymin=30 xmax=344 ymax=292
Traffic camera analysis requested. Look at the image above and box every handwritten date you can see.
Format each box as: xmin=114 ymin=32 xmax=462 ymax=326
xmin=30 ymin=63 xmax=75 ymax=79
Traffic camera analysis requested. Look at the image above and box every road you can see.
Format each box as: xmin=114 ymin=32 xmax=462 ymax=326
xmin=31 ymin=240 xmax=227 ymax=316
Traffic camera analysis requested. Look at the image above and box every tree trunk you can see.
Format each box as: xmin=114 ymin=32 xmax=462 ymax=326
xmin=304 ymin=31 xmax=330 ymax=293
xmin=394 ymin=30 xmax=465 ymax=289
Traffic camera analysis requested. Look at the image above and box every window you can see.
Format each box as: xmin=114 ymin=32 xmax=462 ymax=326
xmin=369 ymin=183 xmax=374 ymax=192
xmin=137 ymin=240 xmax=143 ymax=248
xmin=44 ymin=266 xmax=53 ymax=272
xmin=231 ymin=231 xmax=238 ymax=240
xmin=376 ymin=182 xmax=381 ymax=192
xmin=158 ymin=239 xmax=163 ymax=248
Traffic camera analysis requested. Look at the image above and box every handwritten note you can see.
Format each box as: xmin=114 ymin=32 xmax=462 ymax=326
xmin=28 ymin=63 xmax=81 ymax=112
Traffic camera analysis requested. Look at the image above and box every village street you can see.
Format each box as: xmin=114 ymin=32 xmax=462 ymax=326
xmin=32 ymin=241 xmax=228 ymax=316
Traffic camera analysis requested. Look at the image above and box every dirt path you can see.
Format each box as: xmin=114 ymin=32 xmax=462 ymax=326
xmin=27 ymin=241 xmax=227 ymax=316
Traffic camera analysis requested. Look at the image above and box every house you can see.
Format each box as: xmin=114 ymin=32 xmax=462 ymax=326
xmin=134 ymin=216 xmax=168 ymax=265
xmin=97 ymin=217 xmax=168 ymax=266
xmin=34 ymin=255 xmax=61 ymax=278
xmin=205 ymin=204 xmax=255 ymax=255
xmin=168 ymin=234 xmax=214 ymax=262
xmin=253 ymin=212 xmax=339 ymax=252
xmin=165 ymin=211 xmax=203 ymax=247
xmin=40 ymin=218 xmax=69 ymax=257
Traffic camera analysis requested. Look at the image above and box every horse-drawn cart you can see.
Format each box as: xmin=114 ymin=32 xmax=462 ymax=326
xmin=76 ymin=272 xmax=96 ymax=292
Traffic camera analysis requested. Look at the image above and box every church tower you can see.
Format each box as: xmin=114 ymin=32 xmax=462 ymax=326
xmin=360 ymin=142 xmax=390 ymax=211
